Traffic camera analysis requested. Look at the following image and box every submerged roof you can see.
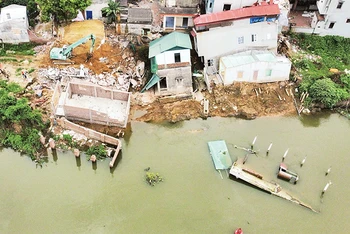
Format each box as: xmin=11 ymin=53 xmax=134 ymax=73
xmin=194 ymin=3 xmax=280 ymax=27
xmin=149 ymin=31 xmax=192 ymax=58
xmin=208 ymin=140 xmax=233 ymax=170
xmin=220 ymin=50 xmax=277 ymax=68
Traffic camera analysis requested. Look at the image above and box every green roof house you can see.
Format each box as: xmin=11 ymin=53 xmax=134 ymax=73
xmin=142 ymin=32 xmax=193 ymax=97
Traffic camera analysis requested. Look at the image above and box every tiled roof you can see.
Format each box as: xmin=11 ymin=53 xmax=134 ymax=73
xmin=194 ymin=3 xmax=280 ymax=27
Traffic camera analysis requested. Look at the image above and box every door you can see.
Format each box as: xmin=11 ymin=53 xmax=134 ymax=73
xmin=253 ymin=70 xmax=258 ymax=81
xmin=86 ymin=10 xmax=93 ymax=20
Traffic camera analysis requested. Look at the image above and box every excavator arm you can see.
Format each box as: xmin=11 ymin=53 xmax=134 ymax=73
xmin=50 ymin=34 xmax=96 ymax=60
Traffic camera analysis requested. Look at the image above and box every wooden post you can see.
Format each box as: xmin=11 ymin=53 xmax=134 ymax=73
xmin=282 ymin=148 xmax=289 ymax=162
xmin=251 ymin=136 xmax=257 ymax=149
xmin=266 ymin=143 xmax=273 ymax=155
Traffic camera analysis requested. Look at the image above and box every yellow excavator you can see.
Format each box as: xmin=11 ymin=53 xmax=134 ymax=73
xmin=50 ymin=34 xmax=96 ymax=60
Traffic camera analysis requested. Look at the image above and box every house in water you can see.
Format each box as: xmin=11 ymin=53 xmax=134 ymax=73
xmin=0 ymin=4 xmax=29 ymax=43
xmin=289 ymin=0 xmax=350 ymax=37
xmin=191 ymin=2 xmax=280 ymax=86
xmin=160 ymin=0 xmax=199 ymax=32
xmin=219 ymin=50 xmax=291 ymax=84
xmin=142 ymin=31 xmax=193 ymax=97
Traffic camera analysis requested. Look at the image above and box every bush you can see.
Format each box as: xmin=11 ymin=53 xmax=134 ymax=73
xmin=86 ymin=144 xmax=107 ymax=160
xmin=309 ymin=78 xmax=347 ymax=108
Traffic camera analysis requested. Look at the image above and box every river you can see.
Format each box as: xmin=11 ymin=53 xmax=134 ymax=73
xmin=1 ymin=114 xmax=349 ymax=234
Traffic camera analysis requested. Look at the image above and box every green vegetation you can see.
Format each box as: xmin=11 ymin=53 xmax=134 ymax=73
xmin=86 ymin=144 xmax=107 ymax=160
xmin=0 ymin=80 xmax=48 ymax=160
xmin=102 ymin=0 xmax=122 ymax=25
xmin=290 ymin=34 xmax=350 ymax=108
xmin=35 ymin=0 xmax=92 ymax=24
xmin=145 ymin=172 xmax=163 ymax=186
xmin=0 ymin=43 xmax=36 ymax=56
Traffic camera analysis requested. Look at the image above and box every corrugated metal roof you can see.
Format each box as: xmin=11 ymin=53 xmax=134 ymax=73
xmin=194 ymin=3 xmax=280 ymax=26
xmin=149 ymin=31 xmax=192 ymax=58
xmin=207 ymin=140 xmax=233 ymax=170
xmin=221 ymin=50 xmax=277 ymax=68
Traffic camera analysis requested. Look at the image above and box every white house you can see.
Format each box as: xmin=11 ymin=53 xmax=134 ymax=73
xmin=161 ymin=7 xmax=198 ymax=32
xmin=142 ymin=32 xmax=193 ymax=97
xmin=219 ymin=50 xmax=291 ymax=84
xmin=205 ymin=0 xmax=257 ymax=13
xmin=85 ymin=0 xmax=127 ymax=20
xmin=290 ymin=0 xmax=350 ymax=37
xmin=0 ymin=4 xmax=29 ymax=43
xmin=192 ymin=2 xmax=280 ymax=75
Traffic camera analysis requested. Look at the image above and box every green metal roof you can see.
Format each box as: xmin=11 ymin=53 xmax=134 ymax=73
xmin=208 ymin=140 xmax=233 ymax=170
xmin=148 ymin=32 xmax=192 ymax=58
xmin=141 ymin=73 xmax=160 ymax=93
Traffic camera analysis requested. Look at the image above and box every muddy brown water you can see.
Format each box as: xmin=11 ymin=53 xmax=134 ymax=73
xmin=1 ymin=114 xmax=350 ymax=233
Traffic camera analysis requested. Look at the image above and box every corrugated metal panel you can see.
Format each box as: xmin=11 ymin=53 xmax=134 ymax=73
xmin=221 ymin=54 xmax=255 ymax=67
xmin=149 ymin=31 xmax=192 ymax=58
xmin=208 ymin=140 xmax=233 ymax=170
xmin=194 ymin=3 xmax=280 ymax=26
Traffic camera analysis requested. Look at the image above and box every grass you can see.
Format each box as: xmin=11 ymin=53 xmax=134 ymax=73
xmin=0 ymin=43 xmax=37 ymax=56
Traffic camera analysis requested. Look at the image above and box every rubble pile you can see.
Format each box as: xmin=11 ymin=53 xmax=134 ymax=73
xmin=37 ymin=60 xmax=145 ymax=92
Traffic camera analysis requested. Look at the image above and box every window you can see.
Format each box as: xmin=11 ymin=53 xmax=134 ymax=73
xmin=265 ymin=69 xmax=272 ymax=77
xmin=6 ymin=13 xmax=11 ymax=20
xmin=329 ymin=22 xmax=335 ymax=28
xmin=223 ymin=4 xmax=231 ymax=11
xmin=165 ymin=17 xmax=175 ymax=28
xmin=238 ymin=36 xmax=244 ymax=44
xmin=160 ymin=77 xmax=167 ymax=90
xmin=209 ymin=2 xmax=212 ymax=8
xmin=346 ymin=19 xmax=350 ymax=23
xmin=251 ymin=34 xmax=257 ymax=42
xmin=174 ymin=53 xmax=181 ymax=63
xmin=182 ymin=18 xmax=188 ymax=28
xmin=237 ymin=71 xmax=243 ymax=78
xmin=337 ymin=1 xmax=343 ymax=9
xmin=208 ymin=59 xmax=213 ymax=66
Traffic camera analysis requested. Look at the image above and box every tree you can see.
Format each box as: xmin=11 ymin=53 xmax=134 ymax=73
xmin=309 ymin=78 xmax=348 ymax=108
xmin=102 ymin=0 xmax=122 ymax=34
xmin=35 ymin=0 xmax=92 ymax=24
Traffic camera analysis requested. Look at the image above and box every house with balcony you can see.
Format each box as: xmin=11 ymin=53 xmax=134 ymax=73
xmin=289 ymin=0 xmax=350 ymax=37
xmin=142 ymin=31 xmax=193 ymax=97
xmin=191 ymin=2 xmax=280 ymax=86
xmin=160 ymin=0 xmax=199 ymax=32
xmin=204 ymin=0 xmax=257 ymax=14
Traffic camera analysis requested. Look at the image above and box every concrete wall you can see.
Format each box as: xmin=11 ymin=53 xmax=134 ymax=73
xmin=120 ymin=23 xmax=152 ymax=35
xmin=206 ymin=0 xmax=257 ymax=13
xmin=64 ymin=82 xmax=130 ymax=128
xmin=195 ymin=20 xmax=278 ymax=68
xmin=155 ymin=49 xmax=191 ymax=65
xmin=85 ymin=3 xmax=107 ymax=19
xmin=0 ymin=19 xmax=29 ymax=43
xmin=0 ymin=5 xmax=28 ymax=27
xmin=156 ymin=66 xmax=193 ymax=96
xmin=219 ymin=59 xmax=291 ymax=84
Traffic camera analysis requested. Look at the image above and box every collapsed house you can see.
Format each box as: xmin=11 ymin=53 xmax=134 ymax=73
xmin=142 ymin=31 xmax=193 ymax=97
xmin=0 ymin=4 xmax=29 ymax=43
xmin=53 ymin=80 xmax=131 ymax=128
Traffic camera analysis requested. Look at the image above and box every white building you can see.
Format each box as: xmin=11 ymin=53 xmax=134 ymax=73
xmin=290 ymin=0 xmax=350 ymax=37
xmin=219 ymin=50 xmax=291 ymax=84
xmin=205 ymin=0 xmax=257 ymax=13
xmin=142 ymin=32 xmax=193 ymax=97
xmin=0 ymin=4 xmax=29 ymax=43
xmin=192 ymin=3 xmax=280 ymax=74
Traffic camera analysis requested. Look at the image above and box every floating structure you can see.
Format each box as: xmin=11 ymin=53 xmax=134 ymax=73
xmin=229 ymin=158 xmax=318 ymax=213
xmin=278 ymin=163 xmax=299 ymax=184
xmin=207 ymin=140 xmax=233 ymax=179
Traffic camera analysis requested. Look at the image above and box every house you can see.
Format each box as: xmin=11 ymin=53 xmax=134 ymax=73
xmin=218 ymin=50 xmax=291 ymax=84
xmin=123 ymin=8 xmax=153 ymax=35
xmin=160 ymin=0 xmax=199 ymax=32
xmin=192 ymin=3 xmax=280 ymax=76
xmin=204 ymin=0 xmax=256 ymax=14
xmin=0 ymin=4 xmax=29 ymax=43
xmin=289 ymin=0 xmax=350 ymax=37
xmin=142 ymin=31 xmax=193 ymax=97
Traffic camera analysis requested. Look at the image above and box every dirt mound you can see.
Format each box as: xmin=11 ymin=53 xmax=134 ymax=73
xmin=37 ymin=20 xmax=129 ymax=74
